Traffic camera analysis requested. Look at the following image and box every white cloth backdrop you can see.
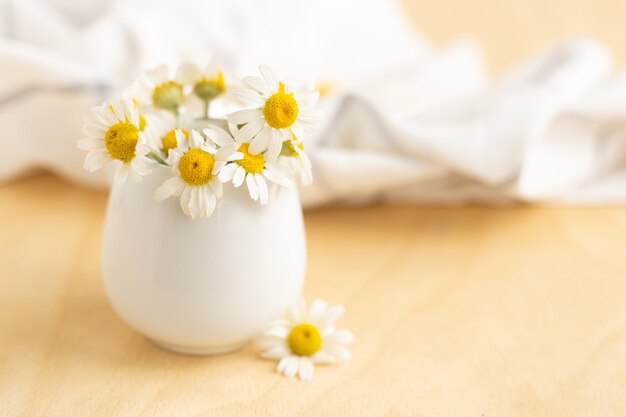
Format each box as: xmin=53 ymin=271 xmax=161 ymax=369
xmin=2 ymin=0 xmax=626 ymax=207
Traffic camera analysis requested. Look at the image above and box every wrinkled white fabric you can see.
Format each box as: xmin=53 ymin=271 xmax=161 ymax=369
xmin=1 ymin=0 xmax=625 ymax=206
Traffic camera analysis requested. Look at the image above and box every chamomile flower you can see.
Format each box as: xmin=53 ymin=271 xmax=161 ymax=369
xmin=204 ymin=125 xmax=292 ymax=205
xmin=280 ymin=136 xmax=312 ymax=186
xmin=154 ymin=129 xmax=224 ymax=219
xmin=143 ymin=112 xmax=192 ymax=156
xmin=228 ymin=65 xmax=322 ymax=160
xmin=176 ymin=60 xmax=226 ymax=102
xmin=77 ymin=97 xmax=152 ymax=184
xmin=258 ymin=298 xmax=354 ymax=381
xmin=135 ymin=64 xmax=186 ymax=113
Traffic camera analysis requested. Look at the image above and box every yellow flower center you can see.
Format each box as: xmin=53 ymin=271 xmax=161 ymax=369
xmin=280 ymin=139 xmax=304 ymax=157
xmin=104 ymin=122 xmax=139 ymax=163
xmin=236 ymin=143 xmax=265 ymax=174
xmin=152 ymin=81 xmax=184 ymax=112
xmin=162 ymin=129 xmax=189 ymax=153
xmin=194 ymin=72 xmax=226 ymax=101
xmin=288 ymin=323 xmax=322 ymax=356
xmin=263 ymin=82 xmax=298 ymax=129
xmin=178 ymin=148 xmax=215 ymax=186
xmin=139 ymin=114 xmax=146 ymax=131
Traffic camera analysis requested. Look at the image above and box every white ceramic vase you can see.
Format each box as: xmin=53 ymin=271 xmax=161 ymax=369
xmin=101 ymin=164 xmax=306 ymax=355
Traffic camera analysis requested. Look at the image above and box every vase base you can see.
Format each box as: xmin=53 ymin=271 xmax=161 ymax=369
xmin=148 ymin=338 xmax=248 ymax=356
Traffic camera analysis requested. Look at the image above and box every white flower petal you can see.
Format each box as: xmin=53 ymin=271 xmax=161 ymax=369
xmin=213 ymin=160 xmax=227 ymax=173
xmin=261 ymin=344 xmax=289 ymax=360
xmin=189 ymin=130 xmax=204 ymax=148
xmin=203 ymin=125 xmax=235 ymax=147
xmin=167 ymin=148 xmax=182 ymax=167
xmin=323 ymin=344 xmax=352 ymax=361
xmin=266 ymin=136 xmax=282 ymax=161
xmin=297 ymin=91 xmax=319 ymax=110
xmin=180 ymin=187 xmax=192 ymax=216
xmin=215 ymin=144 xmax=241 ymax=161
xmin=135 ymin=139 xmax=152 ymax=158
xmin=283 ymin=355 xmax=299 ymax=378
xmin=255 ymin=174 xmax=269 ymax=205
xmin=101 ymin=105 xmax=117 ymax=125
xmin=248 ymin=126 xmax=272 ymax=154
xmin=82 ymin=124 xmax=106 ymax=138
xmin=259 ymin=65 xmax=279 ymax=91
xmin=298 ymin=357 xmax=314 ymax=381
xmin=227 ymin=120 xmax=240 ymax=136
xmin=233 ymin=87 xmax=264 ymax=107
xmin=234 ymin=118 xmax=265 ymax=143
xmin=130 ymin=166 xmax=143 ymax=182
xmin=242 ymin=76 xmax=272 ymax=96
xmin=225 ymin=151 xmax=244 ymax=162
xmin=233 ymin=166 xmax=246 ymax=187
xmin=246 ymin=172 xmax=259 ymax=201
xmin=83 ymin=150 xmax=111 ymax=172
xmin=130 ymin=157 xmax=151 ymax=179
xmin=311 ymin=350 xmax=337 ymax=364
xmin=189 ymin=187 xmax=202 ymax=219
xmin=290 ymin=124 xmax=304 ymax=143
xmin=110 ymin=100 xmax=125 ymax=122
xmin=279 ymin=127 xmax=292 ymax=141
xmin=263 ymin=166 xmax=293 ymax=189
xmin=277 ymin=356 xmax=290 ymax=374
xmin=320 ymin=325 xmax=336 ymax=339
xmin=219 ymin=163 xmax=239 ymax=182
xmin=203 ymin=191 xmax=217 ymax=217
xmin=316 ymin=305 xmax=345 ymax=328
xmin=299 ymin=164 xmax=313 ymax=186
xmin=325 ymin=329 xmax=354 ymax=345
xmin=155 ymin=176 xmax=184 ymax=200
xmin=114 ymin=163 xmax=130 ymax=184
xmin=87 ymin=118 xmax=108 ymax=133
xmin=297 ymin=143 xmax=311 ymax=163
xmin=228 ymin=109 xmax=263 ymax=125
xmin=209 ymin=179 xmax=223 ymax=198
xmin=285 ymin=146 xmax=313 ymax=187
xmin=125 ymin=102 xmax=139 ymax=126
xmin=201 ymin=140 xmax=217 ymax=154
xmin=308 ymin=299 xmax=328 ymax=323
xmin=298 ymin=109 xmax=324 ymax=124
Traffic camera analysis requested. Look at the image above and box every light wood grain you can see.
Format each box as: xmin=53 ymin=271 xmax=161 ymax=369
xmin=1 ymin=175 xmax=625 ymax=416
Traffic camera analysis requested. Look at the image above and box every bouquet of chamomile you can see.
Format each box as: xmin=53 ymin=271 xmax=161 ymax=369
xmin=77 ymin=63 xmax=321 ymax=219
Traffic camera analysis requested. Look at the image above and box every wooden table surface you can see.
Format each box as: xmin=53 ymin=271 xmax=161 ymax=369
xmin=1 ymin=175 xmax=625 ymax=416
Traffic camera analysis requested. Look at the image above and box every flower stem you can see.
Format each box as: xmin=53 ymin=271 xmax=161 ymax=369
xmin=203 ymin=99 xmax=211 ymax=120
xmin=147 ymin=151 xmax=167 ymax=165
